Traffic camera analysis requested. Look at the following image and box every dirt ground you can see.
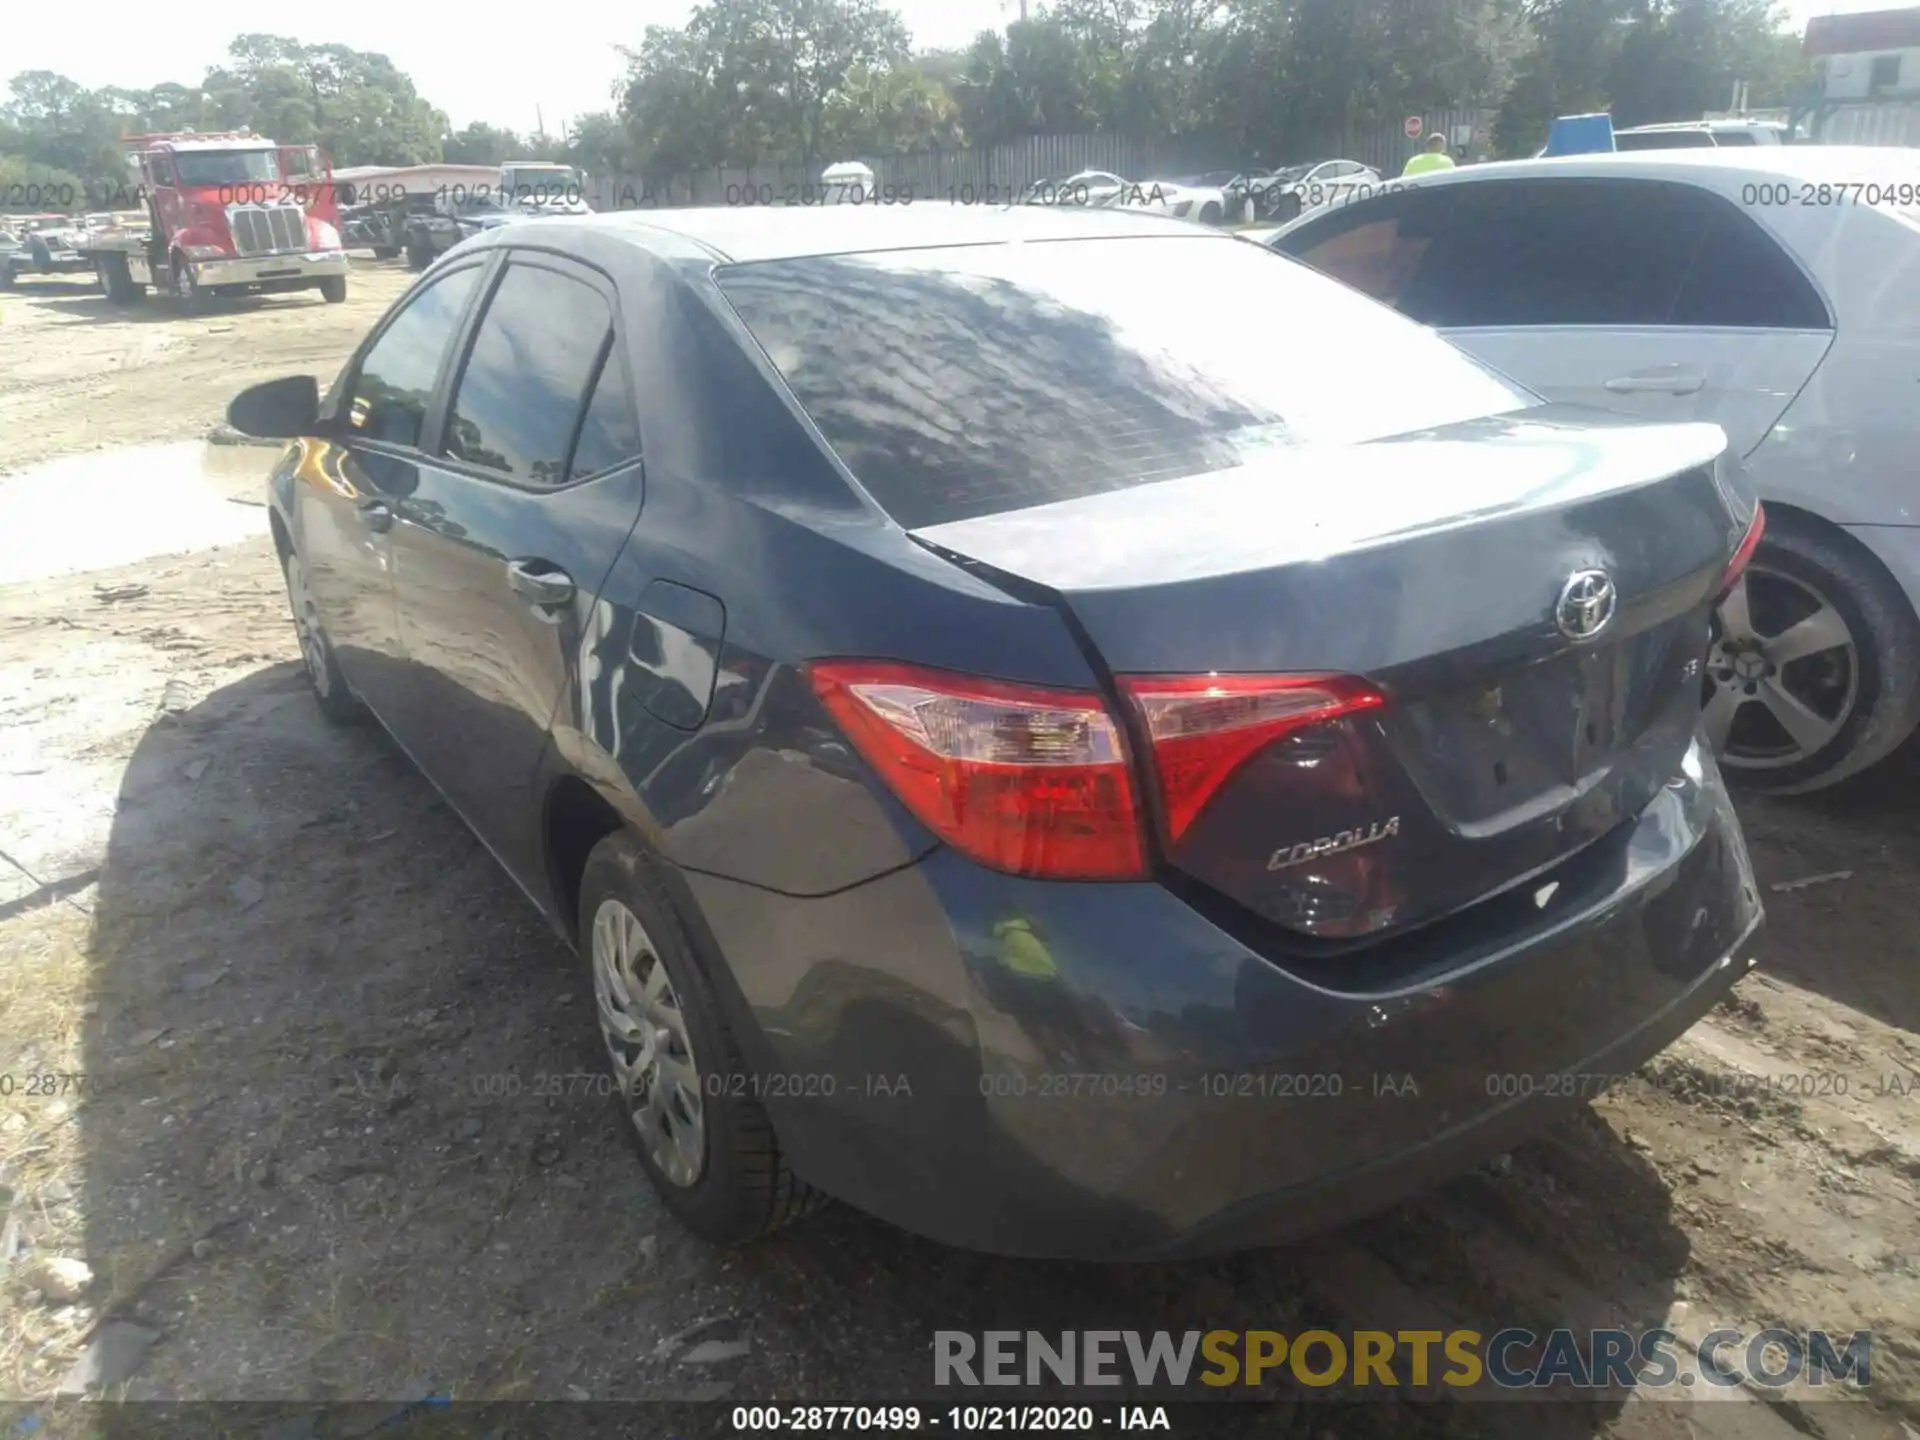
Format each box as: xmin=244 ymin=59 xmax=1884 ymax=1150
xmin=0 ymin=263 xmax=1917 ymax=1438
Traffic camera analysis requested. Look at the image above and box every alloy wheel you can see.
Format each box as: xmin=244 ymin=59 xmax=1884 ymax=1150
xmin=283 ymin=554 xmax=332 ymax=698
xmin=591 ymin=898 xmax=706 ymax=1188
xmin=1704 ymin=564 xmax=1858 ymax=771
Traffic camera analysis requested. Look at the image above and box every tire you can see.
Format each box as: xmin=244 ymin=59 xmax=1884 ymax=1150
xmin=319 ymin=275 xmax=347 ymax=303
xmin=170 ymin=253 xmax=208 ymax=312
xmin=1198 ymin=201 xmax=1222 ymax=226
xmin=577 ymin=831 xmax=825 ymax=1245
xmin=371 ymin=246 xmax=399 ymax=261
xmin=1275 ymin=192 xmax=1303 ymax=223
xmin=280 ymin=551 xmax=365 ymax=724
xmin=98 ymin=253 xmax=142 ymax=304
xmin=0 ymin=264 xmax=14 ymax=290
xmin=406 ymin=238 xmax=432 ymax=271
xmin=1705 ymin=513 xmax=1920 ymax=794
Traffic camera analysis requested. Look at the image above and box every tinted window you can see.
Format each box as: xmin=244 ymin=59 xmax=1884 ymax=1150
xmin=1272 ymin=189 xmax=1455 ymax=310
xmin=1404 ymin=179 xmax=1715 ymax=327
xmin=716 ymin=235 xmax=1531 ymax=528
xmin=445 ymin=261 xmax=612 ymax=486
xmin=1712 ymin=131 xmax=1757 ymax=146
xmin=349 ymin=265 xmax=480 ymax=448
xmin=568 ymin=347 xmax=643 ymax=480
xmin=1672 ymin=206 xmax=1830 ymax=329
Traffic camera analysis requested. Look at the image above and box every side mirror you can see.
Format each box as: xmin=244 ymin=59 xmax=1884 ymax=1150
xmin=227 ymin=375 xmax=321 ymax=440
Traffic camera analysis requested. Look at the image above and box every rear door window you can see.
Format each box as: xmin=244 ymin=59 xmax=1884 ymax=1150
xmin=1401 ymin=178 xmax=1714 ymax=327
xmin=1671 ymin=204 xmax=1830 ymax=329
xmin=567 ymin=345 xmax=643 ymax=481
xmin=716 ymin=234 xmax=1532 ymax=528
xmin=443 ymin=259 xmax=615 ymax=487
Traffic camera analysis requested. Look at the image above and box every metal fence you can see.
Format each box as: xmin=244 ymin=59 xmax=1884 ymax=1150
xmin=585 ymin=114 xmax=1500 ymax=212
xmin=1815 ymin=101 xmax=1920 ymax=147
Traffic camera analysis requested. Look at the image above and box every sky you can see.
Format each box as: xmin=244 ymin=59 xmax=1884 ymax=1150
xmin=4 ymin=0 xmax=1903 ymax=135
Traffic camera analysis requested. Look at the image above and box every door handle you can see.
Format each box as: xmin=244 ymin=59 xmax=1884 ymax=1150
xmin=1604 ymin=370 xmax=1705 ymax=396
xmin=358 ymin=500 xmax=393 ymax=533
xmin=505 ymin=558 xmax=576 ymax=610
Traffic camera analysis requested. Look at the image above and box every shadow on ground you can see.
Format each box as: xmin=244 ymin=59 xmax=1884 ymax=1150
xmin=27 ymin=290 xmax=335 ymax=328
xmin=72 ymin=663 xmax=1695 ymax=1433
xmin=1735 ymin=733 xmax=1920 ymax=1034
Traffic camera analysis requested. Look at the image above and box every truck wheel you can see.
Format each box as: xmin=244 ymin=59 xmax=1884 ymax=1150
xmin=405 ymin=239 xmax=432 ymax=271
xmin=319 ymin=276 xmax=348 ymax=304
xmin=171 ymin=255 xmax=208 ymax=312
xmin=98 ymin=254 xmax=142 ymax=304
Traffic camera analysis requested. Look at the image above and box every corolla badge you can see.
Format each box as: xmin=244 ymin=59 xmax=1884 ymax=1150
xmin=1555 ymin=569 xmax=1617 ymax=642
xmin=1268 ymin=816 xmax=1401 ymax=872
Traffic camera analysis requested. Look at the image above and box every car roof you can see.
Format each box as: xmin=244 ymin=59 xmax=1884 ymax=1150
xmin=1617 ymin=119 xmax=1783 ymax=133
xmin=570 ymin=201 xmax=1201 ymax=264
xmin=1353 ymin=145 xmax=1918 ymax=191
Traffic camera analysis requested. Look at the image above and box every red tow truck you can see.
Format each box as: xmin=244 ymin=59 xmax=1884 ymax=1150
xmin=81 ymin=130 xmax=351 ymax=306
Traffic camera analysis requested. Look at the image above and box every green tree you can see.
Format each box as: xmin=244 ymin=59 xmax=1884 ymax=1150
xmin=825 ymin=63 xmax=965 ymax=153
xmin=201 ymin=36 xmax=446 ymax=165
xmin=561 ymin=111 xmax=633 ymax=178
xmin=444 ymin=122 xmax=534 ymax=165
xmin=619 ymin=0 xmax=913 ymax=171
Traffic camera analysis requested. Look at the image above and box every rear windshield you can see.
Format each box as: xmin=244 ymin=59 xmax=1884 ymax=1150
xmin=715 ymin=235 xmax=1532 ymax=527
xmin=1613 ymin=131 xmax=1717 ymax=151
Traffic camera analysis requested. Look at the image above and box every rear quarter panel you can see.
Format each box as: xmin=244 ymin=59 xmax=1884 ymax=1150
xmin=539 ymin=243 xmax=1101 ymax=897
xmin=1740 ymin=201 xmax=1920 ymax=527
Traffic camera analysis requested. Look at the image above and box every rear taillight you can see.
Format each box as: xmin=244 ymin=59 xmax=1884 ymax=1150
xmin=1119 ymin=674 xmax=1388 ymax=844
xmin=807 ymin=661 xmax=1147 ymax=880
xmin=1716 ymin=503 xmax=1765 ymax=601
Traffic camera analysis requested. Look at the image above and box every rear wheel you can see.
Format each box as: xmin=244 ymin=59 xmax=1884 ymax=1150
xmin=98 ymin=253 xmax=142 ymax=303
xmin=281 ymin=552 xmax=364 ymax=723
xmin=1704 ymin=516 xmax=1920 ymax=793
xmin=319 ymin=275 xmax=347 ymax=303
xmin=577 ymin=831 xmax=825 ymax=1245
xmin=1198 ymin=201 xmax=1222 ymax=226
xmin=405 ymin=237 xmax=432 ymax=271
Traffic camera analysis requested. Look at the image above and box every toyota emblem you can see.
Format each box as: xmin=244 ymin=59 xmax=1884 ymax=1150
xmin=1555 ymin=569 xmax=1617 ymax=642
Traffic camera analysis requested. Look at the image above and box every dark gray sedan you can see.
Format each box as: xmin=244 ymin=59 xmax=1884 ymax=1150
xmin=227 ymin=203 xmax=1764 ymax=1258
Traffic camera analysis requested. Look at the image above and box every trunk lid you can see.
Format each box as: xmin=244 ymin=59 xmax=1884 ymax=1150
xmin=912 ymin=407 xmax=1744 ymax=940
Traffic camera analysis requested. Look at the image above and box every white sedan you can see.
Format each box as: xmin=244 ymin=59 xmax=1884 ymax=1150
xmin=1037 ymin=170 xmax=1237 ymax=225
xmin=1268 ymin=146 xmax=1920 ymax=792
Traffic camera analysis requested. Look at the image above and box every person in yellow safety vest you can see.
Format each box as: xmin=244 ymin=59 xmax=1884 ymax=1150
xmin=1403 ymin=133 xmax=1456 ymax=177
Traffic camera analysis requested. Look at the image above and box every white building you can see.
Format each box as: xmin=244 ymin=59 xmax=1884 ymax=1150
xmin=1805 ymin=7 xmax=1920 ymax=100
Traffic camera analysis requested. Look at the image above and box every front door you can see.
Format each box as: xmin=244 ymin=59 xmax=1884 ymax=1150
xmin=383 ymin=252 xmax=646 ymax=892
xmin=298 ymin=261 xmax=485 ymax=724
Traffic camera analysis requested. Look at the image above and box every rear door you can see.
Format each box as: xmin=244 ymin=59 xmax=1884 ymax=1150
xmin=384 ymin=250 xmax=646 ymax=891
xmin=1274 ymin=176 xmax=1834 ymax=458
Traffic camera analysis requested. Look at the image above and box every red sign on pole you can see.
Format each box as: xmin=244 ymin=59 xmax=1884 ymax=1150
xmin=1404 ymin=115 xmax=1423 ymax=140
